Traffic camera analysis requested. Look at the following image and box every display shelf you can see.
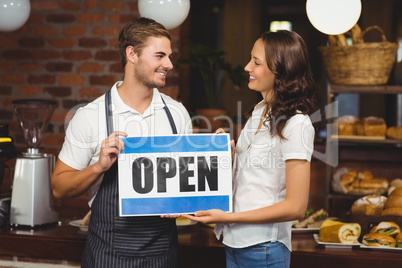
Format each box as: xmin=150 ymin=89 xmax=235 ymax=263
xmin=327 ymin=193 xmax=364 ymax=200
xmin=324 ymin=84 xmax=402 ymax=216
xmin=329 ymin=135 xmax=402 ymax=145
xmin=328 ymin=84 xmax=402 ymax=95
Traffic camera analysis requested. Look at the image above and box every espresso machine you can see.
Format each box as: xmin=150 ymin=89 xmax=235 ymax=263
xmin=10 ymin=99 xmax=58 ymax=227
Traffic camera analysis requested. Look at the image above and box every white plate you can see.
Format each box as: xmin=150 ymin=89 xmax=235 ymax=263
xmin=360 ymin=244 xmax=402 ymax=252
xmin=313 ymin=234 xmax=360 ymax=248
xmin=69 ymin=219 xmax=88 ymax=231
xmin=292 ymin=228 xmax=320 ymax=234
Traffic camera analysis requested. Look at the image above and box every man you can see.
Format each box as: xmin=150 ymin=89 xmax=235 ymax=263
xmin=51 ymin=17 xmax=192 ymax=267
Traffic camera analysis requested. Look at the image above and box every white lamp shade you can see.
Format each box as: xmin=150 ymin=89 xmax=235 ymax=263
xmin=306 ymin=0 xmax=361 ymax=35
xmin=138 ymin=0 xmax=190 ymax=30
xmin=0 ymin=0 xmax=31 ymax=32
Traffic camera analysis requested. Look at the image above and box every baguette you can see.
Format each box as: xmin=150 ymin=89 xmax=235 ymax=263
xmin=336 ymin=34 xmax=348 ymax=46
xmin=349 ymin=24 xmax=362 ymax=44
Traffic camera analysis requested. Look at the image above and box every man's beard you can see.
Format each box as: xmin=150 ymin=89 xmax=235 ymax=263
xmin=134 ymin=63 xmax=166 ymax=89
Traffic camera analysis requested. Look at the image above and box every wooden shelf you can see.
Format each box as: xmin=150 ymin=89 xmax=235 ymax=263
xmin=329 ymin=135 xmax=402 ymax=145
xmin=328 ymin=84 xmax=402 ymax=94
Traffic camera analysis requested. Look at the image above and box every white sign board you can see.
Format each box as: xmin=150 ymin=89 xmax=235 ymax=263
xmin=118 ymin=134 xmax=232 ymax=216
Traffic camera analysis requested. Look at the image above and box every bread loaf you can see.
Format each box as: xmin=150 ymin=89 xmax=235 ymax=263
xmin=360 ymin=116 xmax=387 ymax=137
xmin=336 ymin=116 xmax=358 ymax=135
xmin=384 ymin=194 xmax=402 ymax=209
xmin=336 ymin=116 xmax=387 ymax=137
xmin=387 ymin=126 xmax=402 ymax=140
xmin=351 ymin=195 xmax=387 ymax=215
xmin=381 ymin=187 xmax=402 ymax=216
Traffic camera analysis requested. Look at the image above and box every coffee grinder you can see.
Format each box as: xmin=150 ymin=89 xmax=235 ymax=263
xmin=10 ymin=99 xmax=58 ymax=227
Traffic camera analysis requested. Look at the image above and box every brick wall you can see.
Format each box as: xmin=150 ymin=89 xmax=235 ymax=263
xmin=0 ymin=0 xmax=182 ymax=156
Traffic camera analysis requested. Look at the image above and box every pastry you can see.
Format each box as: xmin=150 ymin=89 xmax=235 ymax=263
xmin=319 ymin=219 xmax=361 ymax=243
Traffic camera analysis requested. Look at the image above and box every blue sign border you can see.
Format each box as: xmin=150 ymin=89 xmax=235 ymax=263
xmin=121 ymin=195 xmax=230 ymax=215
xmin=120 ymin=135 xmax=229 ymax=154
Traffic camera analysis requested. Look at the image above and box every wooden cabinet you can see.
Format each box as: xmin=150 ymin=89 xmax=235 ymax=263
xmin=324 ymin=84 xmax=402 ymax=217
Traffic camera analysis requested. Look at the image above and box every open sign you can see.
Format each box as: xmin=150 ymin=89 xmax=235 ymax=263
xmin=118 ymin=134 xmax=232 ymax=216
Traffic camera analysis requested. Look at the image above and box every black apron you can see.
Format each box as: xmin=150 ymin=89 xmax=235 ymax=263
xmin=81 ymin=90 xmax=179 ymax=268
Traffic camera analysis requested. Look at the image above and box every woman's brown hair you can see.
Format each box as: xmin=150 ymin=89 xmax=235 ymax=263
xmin=260 ymin=30 xmax=317 ymax=140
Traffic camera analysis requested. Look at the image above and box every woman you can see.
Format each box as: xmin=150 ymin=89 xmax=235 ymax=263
xmin=183 ymin=30 xmax=317 ymax=268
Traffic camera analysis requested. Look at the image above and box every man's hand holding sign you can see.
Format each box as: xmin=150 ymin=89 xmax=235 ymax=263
xmin=118 ymin=134 xmax=232 ymax=216
xmin=97 ymin=131 xmax=128 ymax=173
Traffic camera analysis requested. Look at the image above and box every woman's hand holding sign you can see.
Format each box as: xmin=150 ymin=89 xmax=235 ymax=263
xmin=181 ymin=209 xmax=229 ymax=224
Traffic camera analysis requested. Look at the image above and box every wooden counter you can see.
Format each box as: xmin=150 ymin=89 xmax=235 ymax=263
xmin=0 ymin=199 xmax=401 ymax=267
xmin=1 ymin=221 xmax=402 ymax=268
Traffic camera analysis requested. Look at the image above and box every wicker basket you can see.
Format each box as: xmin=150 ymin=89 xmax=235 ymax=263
xmin=319 ymin=26 xmax=399 ymax=85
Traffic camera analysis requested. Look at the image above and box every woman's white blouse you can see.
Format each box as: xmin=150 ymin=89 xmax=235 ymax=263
xmin=214 ymin=100 xmax=315 ymax=251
